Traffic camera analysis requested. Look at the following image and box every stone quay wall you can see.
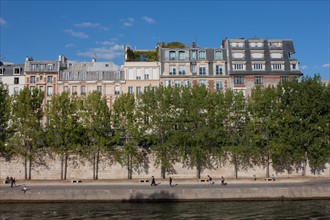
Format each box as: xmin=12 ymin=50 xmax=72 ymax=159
xmin=1 ymin=153 xmax=329 ymax=180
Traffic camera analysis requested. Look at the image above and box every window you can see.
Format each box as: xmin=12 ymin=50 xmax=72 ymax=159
xmin=272 ymin=64 xmax=282 ymax=70
xmin=232 ymin=52 xmax=245 ymax=59
xmin=250 ymin=42 xmax=263 ymax=47
xmin=233 ymin=64 xmax=244 ymax=70
xmin=47 ymin=86 xmax=53 ymax=96
xmin=136 ymin=86 xmax=141 ymax=95
xmin=191 ymin=50 xmax=197 ymax=60
xmin=179 ymin=66 xmax=185 ymax=75
xmin=0 ymin=68 xmax=3 ymax=75
xmin=14 ymin=87 xmax=19 ymax=95
xmin=251 ymin=52 xmax=264 ymax=59
xmin=234 ymin=76 xmax=244 ymax=85
xmin=47 ymin=76 xmax=53 ymax=83
xmin=165 ymin=80 xmax=171 ymax=87
xmin=253 ymin=64 xmax=263 ymax=70
xmin=31 ymin=64 xmax=37 ymax=71
xmin=183 ymin=80 xmax=191 ymax=87
xmin=191 ymin=64 xmax=196 ymax=73
xmin=30 ymin=76 xmax=36 ymax=83
xmin=30 ymin=86 xmax=35 ymax=94
xmin=291 ymin=64 xmax=297 ymax=70
xmin=169 ymin=65 xmax=176 ymax=75
xmin=128 ymin=86 xmax=133 ymax=94
xmin=169 ymin=51 xmax=176 ymax=60
xmin=199 ymin=66 xmax=206 ymax=75
xmin=270 ymin=52 xmax=283 ymax=59
xmin=81 ymin=86 xmax=86 ymax=95
xmin=39 ymin=86 xmax=43 ymax=92
xmin=72 ymin=86 xmax=77 ymax=95
xmin=198 ymin=51 xmax=206 ymax=60
xmin=179 ymin=51 xmax=185 ymax=60
xmin=281 ymin=76 xmax=288 ymax=82
xmin=144 ymin=86 xmax=149 ymax=92
xmin=174 ymin=80 xmax=180 ymax=87
xmin=97 ymin=86 xmax=102 ymax=94
xmin=136 ymin=69 xmax=142 ymax=80
xmin=216 ymin=81 xmax=223 ymax=90
xmin=214 ymin=51 xmax=223 ymax=60
xmin=40 ymin=64 xmax=45 ymax=71
xmin=63 ymin=86 xmax=69 ymax=92
xmin=40 ymin=75 xmax=44 ymax=81
xmin=199 ymin=80 xmax=206 ymax=86
xmin=47 ymin=64 xmax=54 ymax=71
xmin=115 ymin=86 xmax=120 ymax=95
xmin=216 ymin=65 xmax=223 ymax=75
xmin=144 ymin=69 xmax=149 ymax=80
xmin=14 ymin=67 xmax=20 ymax=74
xmin=254 ymin=76 xmax=263 ymax=85
xmin=14 ymin=77 xmax=19 ymax=84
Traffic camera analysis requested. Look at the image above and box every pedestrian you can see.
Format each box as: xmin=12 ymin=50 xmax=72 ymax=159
xmin=221 ymin=176 xmax=227 ymax=185
xmin=12 ymin=178 xmax=17 ymax=187
xmin=22 ymin=185 xmax=28 ymax=194
xmin=151 ymin=176 xmax=156 ymax=186
xmin=272 ymin=174 xmax=276 ymax=182
xmin=10 ymin=177 xmax=14 ymax=188
xmin=207 ymin=175 xmax=214 ymax=185
xmin=169 ymin=177 xmax=172 ymax=187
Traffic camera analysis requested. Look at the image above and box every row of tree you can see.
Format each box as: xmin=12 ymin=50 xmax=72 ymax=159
xmin=0 ymin=75 xmax=329 ymax=180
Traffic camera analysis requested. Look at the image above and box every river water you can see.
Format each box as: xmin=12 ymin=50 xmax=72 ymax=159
xmin=1 ymin=200 xmax=329 ymax=219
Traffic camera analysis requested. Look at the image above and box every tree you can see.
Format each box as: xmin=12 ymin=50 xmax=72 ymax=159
xmin=46 ymin=91 xmax=81 ymax=180
xmin=9 ymin=87 xmax=44 ymax=180
xmin=0 ymin=83 xmax=11 ymax=159
xmin=78 ymin=91 xmax=112 ymax=179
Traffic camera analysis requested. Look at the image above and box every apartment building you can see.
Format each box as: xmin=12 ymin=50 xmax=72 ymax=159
xmin=58 ymin=58 xmax=124 ymax=108
xmin=158 ymin=42 xmax=228 ymax=92
xmin=121 ymin=46 xmax=160 ymax=95
xmin=0 ymin=61 xmax=25 ymax=95
xmin=222 ymin=38 xmax=303 ymax=95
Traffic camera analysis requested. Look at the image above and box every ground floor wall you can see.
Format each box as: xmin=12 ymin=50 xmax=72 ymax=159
xmin=1 ymin=153 xmax=329 ymax=180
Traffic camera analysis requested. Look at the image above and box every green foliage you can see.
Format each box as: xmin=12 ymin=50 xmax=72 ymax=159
xmin=163 ymin=42 xmax=186 ymax=48
xmin=0 ymin=83 xmax=11 ymax=158
xmin=126 ymin=47 xmax=158 ymax=62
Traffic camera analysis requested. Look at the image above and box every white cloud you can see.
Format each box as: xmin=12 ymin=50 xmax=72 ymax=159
xmin=0 ymin=17 xmax=7 ymax=25
xmin=120 ymin=18 xmax=135 ymax=27
xmin=322 ymin=63 xmax=330 ymax=68
xmin=65 ymin=43 xmax=76 ymax=48
xmin=77 ymin=44 xmax=124 ymax=60
xmin=96 ymin=40 xmax=116 ymax=46
xmin=75 ymin=22 xmax=100 ymax=28
xmin=64 ymin=29 xmax=89 ymax=39
xmin=301 ymin=65 xmax=308 ymax=70
xmin=142 ymin=16 xmax=155 ymax=24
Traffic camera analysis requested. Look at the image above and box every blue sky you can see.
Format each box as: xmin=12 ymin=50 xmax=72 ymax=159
xmin=1 ymin=0 xmax=329 ymax=80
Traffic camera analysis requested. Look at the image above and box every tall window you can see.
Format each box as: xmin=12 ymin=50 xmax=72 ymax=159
xmin=30 ymin=76 xmax=36 ymax=83
xmin=40 ymin=64 xmax=45 ymax=71
xmin=72 ymin=86 xmax=77 ymax=95
xmin=80 ymin=86 xmax=86 ymax=96
xmin=115 ymin=86 xmax=120 ymax=95
xmin=234 ymin=76 xmax=244 ymax=85
xmin=14 ymin=87 xmax=19 ymax=95
xmin=191 ymin=50 xmax=197 ymax=60
xmin=198 ymin=51 xmax=206 ymax=60
xmin=14 ymin=77 xmax=19 ymax=84
xmin=291 ymin=64 xmax=297 ymax=70
xmin=169 ymin=65 xmax=176 ymax=75
xmin=199 ymin=80 xmax=206 ymax=86
xmin=254 ymin=76 xmax=263 ymax=85
xmin=174 ymin=80 xmax=180 ymax=87
xmin=136 ymin=69 xmax=142 ymax=80
xmin=47 ymin=64 xmax=54 ymax=71
xmin=214 ymin=51 xmax=223 ymax=60
xmin=14 ymin=67 xmax=20 ymax=74
xmin=47 ymin=86 xmax=53 ymax=96
xmin=179 ymin=51 xmax=185 ymax=60
xmin=136 ymin=86 xmax=141 ymax=95
xmin=216 ymin=81 xmax=223 ymax=90
xmin=216 ymin=65 xmax=223 ymax=75
xmin=183 ymin=80 xmax=191 ymax=87
xmin=47 ymin=76 xmax=53 ymax=83
xmin=144 ymin=69 xmax=149 ymax=80
xmin=169 ymin=51 xmax=176 ymax=60
xmin=179 ymin=66 xmax=185 ymax=75
xmin=199 ymin=66 xmax=206 ymax=75
xmin=97 ymin=86 xmax=102 ymax=94
xmin=191 ymin=64 xmax=196 ymax=73
xmin=165 ymin=80 xmax=171 ymax=87
xmin=128 ymin=86 xmax=133 ymax=94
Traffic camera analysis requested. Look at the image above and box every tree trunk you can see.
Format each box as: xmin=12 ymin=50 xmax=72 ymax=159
xmin=95 ymin=150 xmax=99 ymax=180
xmin=24 ymin=154 xmax=27 ymax=180
xmin=234 ymin=155 xmax=238 ymax=179
xmin=93 ymin=153 xmax=96 ymax=180
xmin=60 ymin=153 xmax=64 ymax=180
xmin=196 ymin=163 xmax=201 ymax=179
xmin=266 ymin=155 xmax=270 ymax=178
xmin=127 ymin=154 xmax=132 ymax=179
xmin=302 ymin=151 xmax=307 ymax=176
xmin=64 ymin=151 xmax=68 ymax=180
xmin=28 ymin=157 xmax=32 ymax=180
xmin=161 ymin=165 xmax=166 ymax=179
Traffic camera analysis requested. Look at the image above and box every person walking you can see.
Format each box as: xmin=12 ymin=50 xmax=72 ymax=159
xmin=151 ymin=176 xmax=156 ymax=186
xmin=207 ymin=175 xmax=214 ymax=185
xmin=169 ymin=177 xmax=172 ymax=187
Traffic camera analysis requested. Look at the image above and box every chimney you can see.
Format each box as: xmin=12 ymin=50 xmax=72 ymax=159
xmin=92 ymin=57 xmax=96 ymax=62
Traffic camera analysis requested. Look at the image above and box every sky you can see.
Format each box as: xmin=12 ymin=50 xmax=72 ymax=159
xmin=1 ymin=0 xmax=329 ymax=80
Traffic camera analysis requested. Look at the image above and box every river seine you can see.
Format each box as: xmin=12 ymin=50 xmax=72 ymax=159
xmin=1 ymin=200 xmax=329 ymax=219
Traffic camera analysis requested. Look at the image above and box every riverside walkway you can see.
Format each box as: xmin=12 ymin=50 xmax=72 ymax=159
xmin=1 ymin=177 xmax=329 ymax=202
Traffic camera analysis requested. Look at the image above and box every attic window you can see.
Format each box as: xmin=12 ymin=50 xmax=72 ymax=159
xmin=105 ymin=64 xmax=109 ymax=67
xmin=14 ymin=67 xmax=20 ymax=74
xmin=0 ymin=68 xmax=4 ymax=75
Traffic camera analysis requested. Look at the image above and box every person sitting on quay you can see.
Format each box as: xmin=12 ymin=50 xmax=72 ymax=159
xmin=221 ymin=176 xmax=227 ymax=185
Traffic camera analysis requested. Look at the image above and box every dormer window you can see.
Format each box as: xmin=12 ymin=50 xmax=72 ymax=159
xmin=198 ymin=51 xmax=206 ymax=60
xmin=214 ymin=50 xmax=223 ymax=60
xmin=47 ymin=64 xmax=54 ymax=70
xmin=169 ymin=51 xmax=176 ymax=61
xmin=0 ymin=68 xmax=4 ymax=75
xmin=14 ymin=67 xmax=21 ymax=75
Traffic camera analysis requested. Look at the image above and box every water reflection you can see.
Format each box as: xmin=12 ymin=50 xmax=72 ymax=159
xmin=1 ymin=200 xmax=329 ymax=219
